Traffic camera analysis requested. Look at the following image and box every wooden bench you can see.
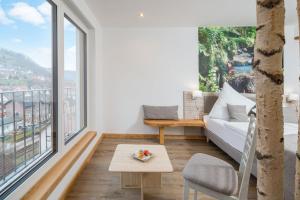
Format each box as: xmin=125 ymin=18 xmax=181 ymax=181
xmin=144 ymin=119 xmax=205 ymax=144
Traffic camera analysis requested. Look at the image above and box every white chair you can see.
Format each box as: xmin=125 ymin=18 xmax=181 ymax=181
xmin=182 ymin=115 xmax=257 ymax=200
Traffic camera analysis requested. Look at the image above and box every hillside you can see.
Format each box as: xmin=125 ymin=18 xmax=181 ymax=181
xmin=0 ymin=48 xmax=50 ymax=76
xmin=0 ymin=48 xmax=77 ymax=91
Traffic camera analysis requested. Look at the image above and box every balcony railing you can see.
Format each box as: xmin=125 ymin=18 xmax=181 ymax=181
xmin=64 ymin=87 xmax=77 ymax=141
xmin=0 ymin=89 xmax=53 ymax=188
xmin=0 ymin=88 xmax=78 ymax=190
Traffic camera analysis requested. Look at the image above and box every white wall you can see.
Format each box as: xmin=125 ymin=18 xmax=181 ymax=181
xmin=103 ymin=28 xmax=198 ymax=134
xmin=284 ymin=24 xmax=300 ymax=95
xmin=102 ymin=25 xmax=299 ymax=135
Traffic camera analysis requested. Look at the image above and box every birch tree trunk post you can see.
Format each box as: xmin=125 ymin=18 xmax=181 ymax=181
xmin=295 ymin=1 xmax=300 ymax=198
xmin=254 ymin=0 xmax=285 ymax=199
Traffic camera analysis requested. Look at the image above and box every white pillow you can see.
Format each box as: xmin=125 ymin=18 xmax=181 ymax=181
xmin=209 ymin=82 xmax=255 ymax=120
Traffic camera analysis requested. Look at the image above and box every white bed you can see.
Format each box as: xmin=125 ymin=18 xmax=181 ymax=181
xmin=203 ymin=115 xmax=298 ymax=152
xmin=202 ymin=83 xmax=297 ymax=200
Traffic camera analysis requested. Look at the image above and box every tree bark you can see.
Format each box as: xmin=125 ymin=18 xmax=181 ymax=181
xmin=296 ymin=1 xmax=300 ymax=199
xmin=254 ymin=0 xmax=285 ymax=200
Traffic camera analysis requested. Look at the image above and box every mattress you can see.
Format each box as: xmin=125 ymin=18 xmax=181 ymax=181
xmin=203 ymin=115 xmax=298 ymax=152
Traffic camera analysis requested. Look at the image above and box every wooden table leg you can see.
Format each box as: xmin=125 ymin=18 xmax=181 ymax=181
xmin=141 ymin=174 xmax=144 ymax=200
xmin=141 ymin=173 xmax=161 ymax=200
xmin=159 ymin=127 xmax=165 ymax=144
xmin=121 ymin=172 xmax=141 ymax=188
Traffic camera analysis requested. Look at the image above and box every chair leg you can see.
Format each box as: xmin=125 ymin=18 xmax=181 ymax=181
xmin=183 ymin=180 xmax=189 ymax=200
xmin=194 ymin=190 xmax=197 ymax=200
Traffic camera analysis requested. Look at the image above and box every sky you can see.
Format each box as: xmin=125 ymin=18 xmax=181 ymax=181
xmin=0 ymin=0 xmax=77 ymax=71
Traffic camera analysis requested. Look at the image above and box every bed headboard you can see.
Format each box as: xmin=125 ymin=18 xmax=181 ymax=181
xmin=183 ymin=91 xmax=256 ymax=119
xmin=203 ymin=93 xmax=219 ymax=114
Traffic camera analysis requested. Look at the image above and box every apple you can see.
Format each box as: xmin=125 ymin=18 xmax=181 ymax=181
xmin=143 ymin=150 xmax=150 ymax=156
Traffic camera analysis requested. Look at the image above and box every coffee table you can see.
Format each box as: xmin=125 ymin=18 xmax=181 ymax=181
xmin=109 ymin=144 xmax=173 ymax=200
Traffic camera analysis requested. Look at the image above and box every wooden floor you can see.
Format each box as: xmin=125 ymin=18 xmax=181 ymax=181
xmin=66 ymin=138 xmax=257 ymax=200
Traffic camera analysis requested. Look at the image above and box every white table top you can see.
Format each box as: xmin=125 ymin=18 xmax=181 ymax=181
xmin=109 ymin=144 xmax=173 ymax=173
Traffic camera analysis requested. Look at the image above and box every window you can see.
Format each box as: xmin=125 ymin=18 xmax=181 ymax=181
xmin=0 ymin=1 xmax=88 ymax=197
xmin=63 ymin=15 xmax=87 ymax=143
xmin=0 ymin=0 xmax=57 ymax=198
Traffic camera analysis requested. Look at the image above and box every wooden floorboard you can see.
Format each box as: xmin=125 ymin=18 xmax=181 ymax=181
xmin=65 ymin=138 xmax=257 ymax=200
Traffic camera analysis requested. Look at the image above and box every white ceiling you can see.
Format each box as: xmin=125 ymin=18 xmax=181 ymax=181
xmin=85 ymin=0 xmax=297 ymax=27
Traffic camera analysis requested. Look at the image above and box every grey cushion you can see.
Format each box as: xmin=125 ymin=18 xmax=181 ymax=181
xmin=227 ymin=104 xmax=249 ymax=122
xmin=143 ymin=105 xmax=178 ymax=120
xmin=182 ymin=153 xmax=238 ymax=196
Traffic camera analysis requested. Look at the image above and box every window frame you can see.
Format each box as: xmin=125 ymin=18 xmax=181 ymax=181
xmin=0 ymin=0 xmax=58 ymax=199
xmin=63 ymin=13 xmax=88 ymax=144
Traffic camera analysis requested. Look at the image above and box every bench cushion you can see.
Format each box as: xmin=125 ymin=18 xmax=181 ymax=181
xmin=143 ymin=105 xmax=178 ymax=120
xmin=182 ymin=153 xmax=238 ymax=196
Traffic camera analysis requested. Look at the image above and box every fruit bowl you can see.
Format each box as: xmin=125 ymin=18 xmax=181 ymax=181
xmin=132 ymin=149 xmax=153 ymax=162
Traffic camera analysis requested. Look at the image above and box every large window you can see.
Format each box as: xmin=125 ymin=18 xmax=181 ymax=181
xmin=63 ymin=15 xmax=87 ymax=143
xmin=0 ymin=0 xmax=57 ymax=197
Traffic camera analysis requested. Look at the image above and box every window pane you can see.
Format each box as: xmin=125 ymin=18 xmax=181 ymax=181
xmin=64 ymin=16 xmax=86 ymax=142
xmin=0 ymin=0 xmax=56 ymax=195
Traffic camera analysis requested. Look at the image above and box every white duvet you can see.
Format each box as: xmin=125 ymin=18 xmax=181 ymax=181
xmin=224 ymin=121 xmax=297 ymax=136
xmin=204 ymin=115 xmax=298 ymax=152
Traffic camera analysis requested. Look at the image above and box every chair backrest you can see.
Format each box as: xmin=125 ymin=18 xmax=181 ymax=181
xmin=237 ymin=114 xmax=257 ymax=200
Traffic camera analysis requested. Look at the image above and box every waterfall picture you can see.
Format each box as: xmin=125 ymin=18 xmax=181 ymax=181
xmin=198 ymin=26 xmax=256 ymax=93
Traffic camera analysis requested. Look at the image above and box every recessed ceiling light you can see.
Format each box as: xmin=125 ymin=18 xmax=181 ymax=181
xmin=139 ymin=12 xmax=144 ymax=18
